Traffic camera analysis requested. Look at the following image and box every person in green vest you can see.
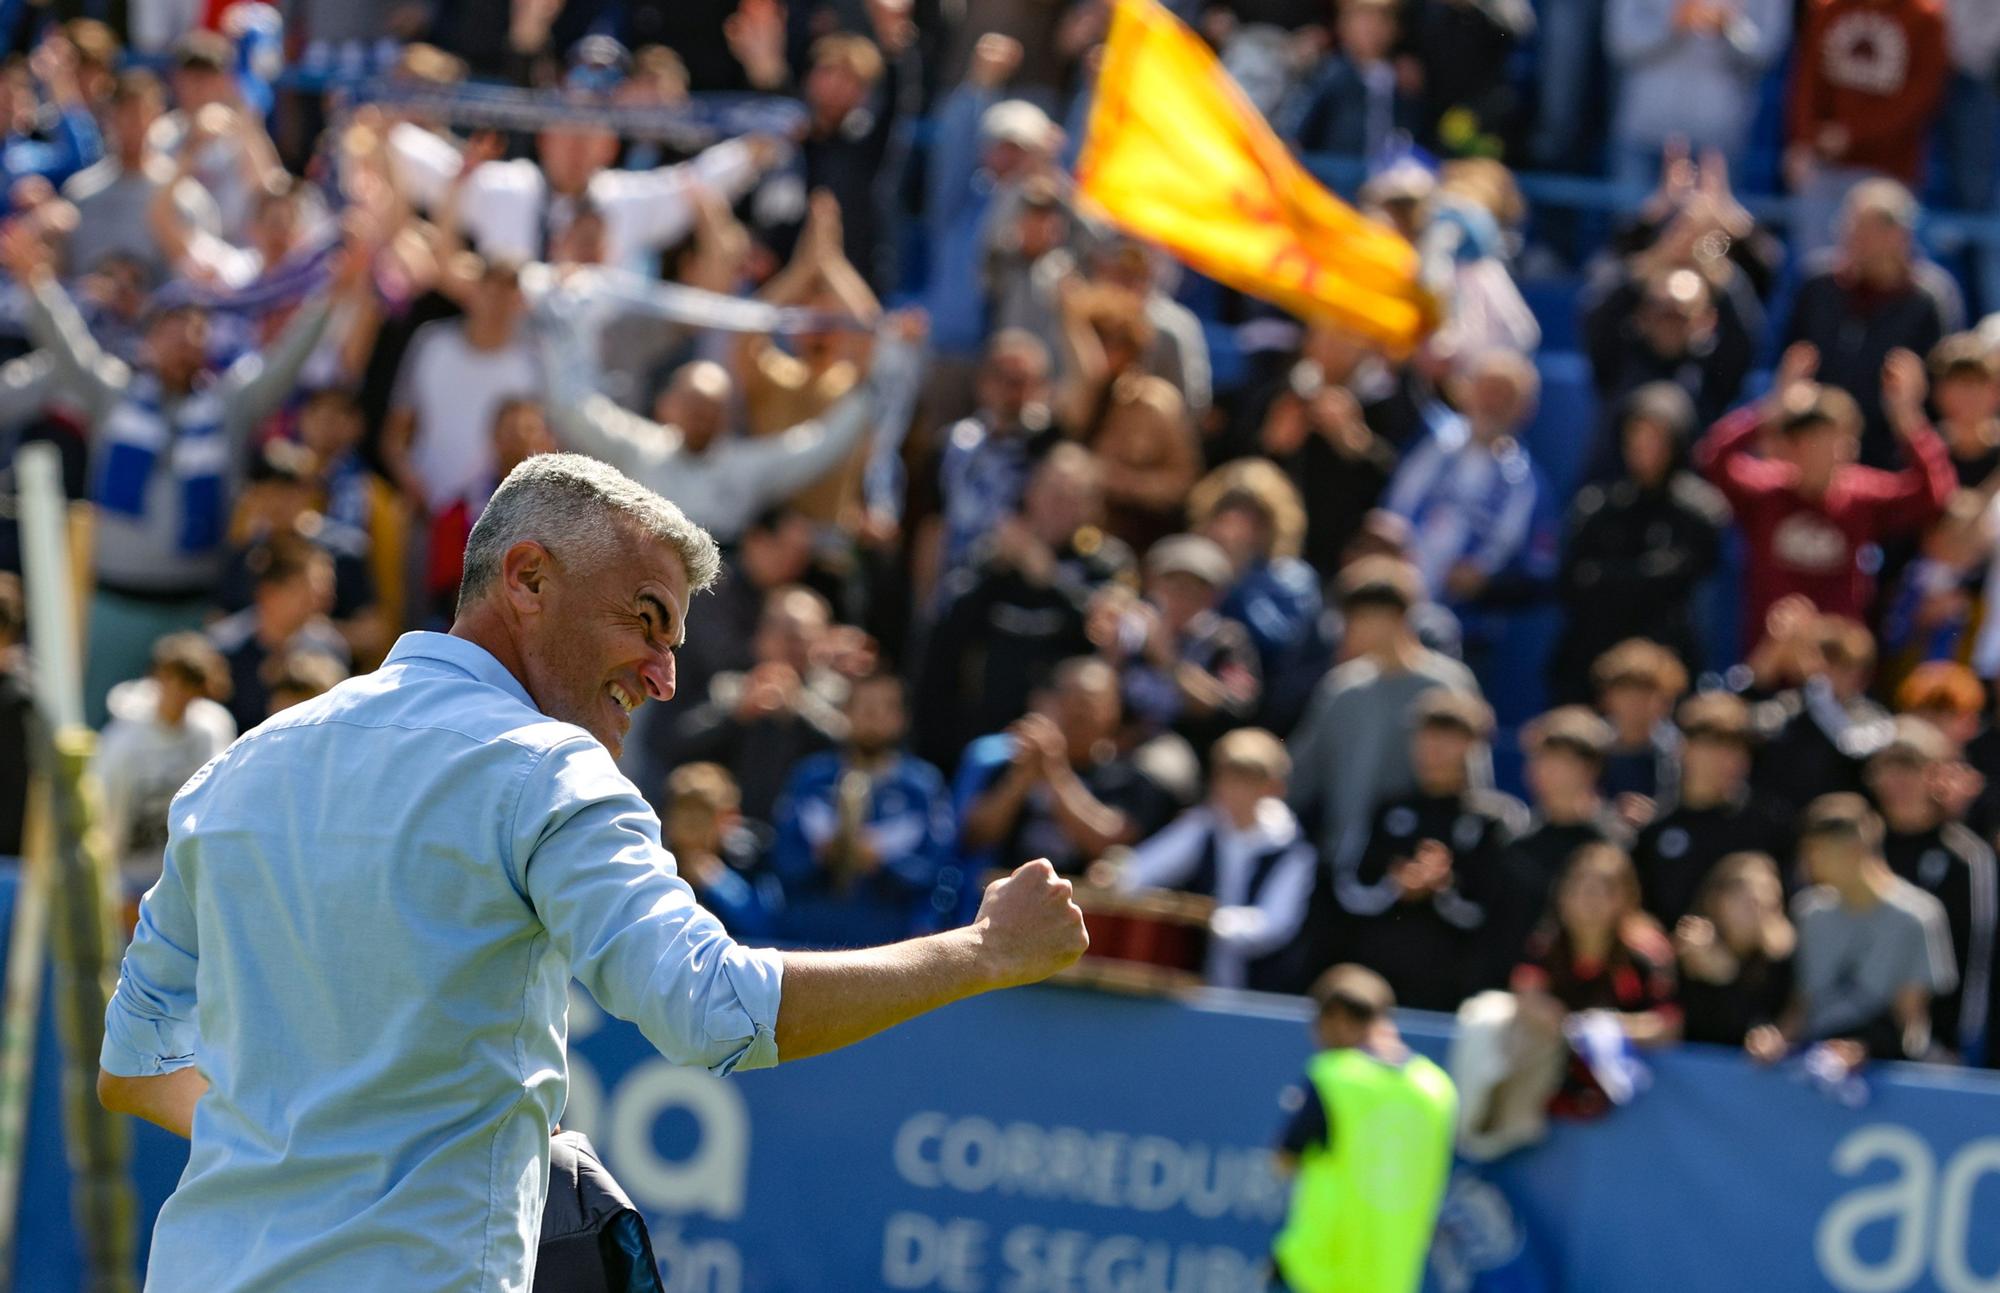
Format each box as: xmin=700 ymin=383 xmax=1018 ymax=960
xmin=1270 ymin=963 xmax=1459 ymax=1293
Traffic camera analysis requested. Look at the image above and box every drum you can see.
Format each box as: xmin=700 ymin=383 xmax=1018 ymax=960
xmin=1061 ymin=885 xmax=1215 ymax=996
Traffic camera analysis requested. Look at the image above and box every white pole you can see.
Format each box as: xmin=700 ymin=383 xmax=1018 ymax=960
xmin=16 ymin=443 xmax=83 ymax=731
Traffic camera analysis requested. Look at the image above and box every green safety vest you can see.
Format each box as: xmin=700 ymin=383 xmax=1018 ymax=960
xmin=1271 ymin=1046 xmax=1458 ymax=1293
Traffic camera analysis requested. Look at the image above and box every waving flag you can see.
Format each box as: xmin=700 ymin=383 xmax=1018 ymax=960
xmin=1075 ymin=0 xmax=1435 ymax=353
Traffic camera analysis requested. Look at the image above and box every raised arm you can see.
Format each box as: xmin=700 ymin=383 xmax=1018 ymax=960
xmin=3 ymin=222 xmax=125 ymax=421
xmin=735 ymin=316 xmax=923 ymax=506
xmin=222 ymin=292 xmax=336 ymax=430
xmin=528 ymin=270 xmax=679 ymax=478
xmin=774 ymin=858 xmax=1085 ymax=1061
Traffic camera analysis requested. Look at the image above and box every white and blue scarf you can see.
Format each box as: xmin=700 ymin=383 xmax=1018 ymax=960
xmin=94 ymin=372 xmax=230 ymax=554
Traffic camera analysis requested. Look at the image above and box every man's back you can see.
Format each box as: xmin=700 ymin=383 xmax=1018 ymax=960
xmin=102 ymin=633 xmax=783 ymax=1291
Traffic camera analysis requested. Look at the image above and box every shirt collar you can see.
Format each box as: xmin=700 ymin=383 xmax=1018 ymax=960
xmin=384 ymin=631 xmax=541 ymax=714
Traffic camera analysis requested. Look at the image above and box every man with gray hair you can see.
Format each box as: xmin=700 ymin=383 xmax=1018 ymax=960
xmin=96 ymin=453 xmax=1089 ymax=1291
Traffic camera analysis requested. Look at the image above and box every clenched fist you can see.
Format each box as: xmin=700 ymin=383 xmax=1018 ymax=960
xmin=973 ymin=859 xmax=1089 ymax=989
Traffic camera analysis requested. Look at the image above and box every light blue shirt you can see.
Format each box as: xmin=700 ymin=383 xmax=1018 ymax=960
xmin=101 ymin=632 xmax=786 ymax=1292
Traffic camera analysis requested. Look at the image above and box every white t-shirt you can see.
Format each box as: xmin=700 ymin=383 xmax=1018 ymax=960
xmin=390 ymin=319 xmax=542 ymax=510
xmin=97 ymin=678 xmax=237 ymax=891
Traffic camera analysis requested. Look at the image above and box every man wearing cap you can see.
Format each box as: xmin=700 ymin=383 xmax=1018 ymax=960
xmin=1866 ymin=716 xmax=1998 ymax=1062
xmin=1333 ymin=688 xmax=1525 ymax=1010
xmin=1093 ymin=534 xmax=1262 ymax=754
xmin=1289 ymin=557 xmax=1483 ymax=885
xmin=926 ymin=33 xmax=1059 ymax=358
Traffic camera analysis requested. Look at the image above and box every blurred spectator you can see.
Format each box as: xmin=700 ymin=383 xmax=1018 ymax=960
xmin=0 ymin=574 xmax=29 ymax=855
xmin=1696 ymin=343 xmax=1954 ymax=646
xmin=62 ymin=66 xmax=215 ymax=285
xmin=954 ymin=656 xmax=1182 ymax=878
xmin=1402 ymin=0 xmax=1531 ymax=160
xmin=984 ymin=173 xmax=1074 ymax=355
xmin=383 ymin=89 xmax=776 ymax=274
xmin=0 ymin=34 xmax=101 ymax=214
xmin=538 ymin=277 xmax=920 ymax=542
xmin=1673 ymin=852 xmax=1796 ymax=1048
xmin=296 ymin=387 xmax=407 ymax=642
xmin=736 ymin=192 xmax=882 ymax=527
xmin=1337 ymin=689 xmax=1524 ymax=1012
xmin=97 ymin=632 xmax=235 ymax=895
xmin=1580 ymin=265 xmax=1756 ymax=478
xmin=1078 ymin=237 xmax=1213 ymax=424
xmin=1190 ymin=458 xmax=1329 ymax=732
xmin=1494 ymin=706 xmax=1625 ymax=980
xmin=1943 ymin=0 xmax=2000 ymax=314
xmin=1592 ymin=639 xmax=1688 ymax=810
xmin=1866 ymin=717 xmax=1997 ymax=1062
xmin=771 ymin=672 xmax=955 ymax=945
xmin=1754 ymin=794 xmax=1955 ymax=1062
xmin=662 ymin=762 xmax=780 ymax=940
xmin=625 ymin=505 xmax=818 ymax=802
xmin=794 ymin=35 xmax=900 ymax=288
xmin=1382 ymin=347 xmax=1541 ymax=607
xmin=263 ymin=649 xmax=347 ymax=716
xmin=1749 ymin=609 xmax=1895 ymax=815
xmin=1877 ymin=488 xmax=1990 ymax=677
xmin=1926 ymin=333 xmax=2000 ymax=486
xmin=1111 ymin=727 xmax=1316 ymax=990
xmin=672 ymin=585 xmax=848 ymax=825
xmin=1785 ymin=0 xmax=1947 ymax=255
xmin=1289 ymin=556 xmax=1482 ymax=870
xmin=383 ymin=257 xmax=541 ymax=524
xmin=916 ymin=444 xmax=1133 ymax=771
xmin=926 ymin=36 xmax=1059 ymax=357
xmin=1897 ymin=662 xmax=1987 ymax=750
xmin=1782 ymin=181 xmax=1963 ymax=465
xmin=1419 ymin=160 xmax=1540 ymax=363
xmin=148 ymin=32 xmax=286 ymax=243
xmin=927 ymin=328 xmax=1060 ymax=595
xmin=207 ymin=533 xmax=350 ymax=733
xmin=219 ymin=439 xmax=383 ymax=666
xmin=1244 ymin=324 xmax=1425 ymax=581
xmin=1511 ymin=843 xmax=1681 ymax=1117
xmin=1605 ymin=0 xmax=1790 ymax=190
xmin=1633 ymin=691 xmax=1793 ymax=925
xmin=421 ymin=397 xmax=557 ymax=623
xmin=1088 ymin=535 xmax=1262 ymax=753
xmin=0 ymin=224 xmax=332 ymax=725
xmin=1278 ymin=0 xmax=1415 ymax=162
xmin=1552 ymin=384 xmax=1728 ymax=700
xmin=1056 ymin=288 xmax=1202 ymax=553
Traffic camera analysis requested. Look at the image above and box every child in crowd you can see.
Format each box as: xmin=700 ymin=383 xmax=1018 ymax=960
xmin=1111 ymin=727 xmax=1317 ymax=991
xmin=1675 ymin=853 xmax=1796 ymax=1049
xmin=98 ymin=632 xmax=236 ymax=897
xmin=1753 ymin=795 xmax=1956 ymax=1065
xmin=663 ymin=762 xmax=779 ymax=940
xmin=1591 ymin=638 xmax=1688 ymax=816
xmin=1512 ymin=843 xmax=1681 ymax=1118
xmin=1928 ymin=333 xmax=2000 ymax=487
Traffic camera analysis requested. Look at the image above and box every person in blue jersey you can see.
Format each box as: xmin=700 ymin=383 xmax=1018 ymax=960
xmin=96 ymin=453 xmax=1088 ymax=1293
xmin=771 ymin=670 xmax=958 ymax=945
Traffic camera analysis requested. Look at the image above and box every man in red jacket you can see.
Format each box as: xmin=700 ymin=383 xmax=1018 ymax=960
xmin=1786 ymin=0 xmax=1948 ymax=253
xmin=1696 ymin=342 xmax=1954 ymax=650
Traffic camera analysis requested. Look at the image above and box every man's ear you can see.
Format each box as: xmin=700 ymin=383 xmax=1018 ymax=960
xmin=500 ymin=540 xmax=554 ymax=613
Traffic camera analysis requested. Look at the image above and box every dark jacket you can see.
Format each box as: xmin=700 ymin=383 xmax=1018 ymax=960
xmin=536 ymin=1131 xmax=662 ymax=1293
xmin=1550 ymin=471 xmax=1729 ymax=699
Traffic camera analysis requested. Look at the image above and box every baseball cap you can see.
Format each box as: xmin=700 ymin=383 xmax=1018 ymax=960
xmin=981 ymin=99 xmax=1057 ymax=152
xmin=1146 ymin=534 xmax=1233 ymax=588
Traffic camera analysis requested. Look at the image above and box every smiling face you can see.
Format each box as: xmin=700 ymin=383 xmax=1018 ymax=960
xmin=511 ymin=522 xmax=689 ymax=757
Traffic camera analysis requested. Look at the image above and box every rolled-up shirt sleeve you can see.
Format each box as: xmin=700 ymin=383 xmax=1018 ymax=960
xmin=513 ymin=737 xmax=784 ymax=1074
xmin=101 ymin=857 xmax=201 ymax=1077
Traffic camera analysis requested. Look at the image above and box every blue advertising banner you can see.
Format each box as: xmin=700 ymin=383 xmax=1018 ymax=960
xmin=11 ymin=855 xmax=2000 ymax=1292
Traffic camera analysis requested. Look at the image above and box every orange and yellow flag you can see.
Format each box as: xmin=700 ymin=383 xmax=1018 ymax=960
xmin=1075 ymin=0 xmax=1435 ymax=354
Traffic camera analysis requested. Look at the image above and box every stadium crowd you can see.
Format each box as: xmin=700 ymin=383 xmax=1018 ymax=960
xmin=0 ymin=0 xmax=1998 ymax=1111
